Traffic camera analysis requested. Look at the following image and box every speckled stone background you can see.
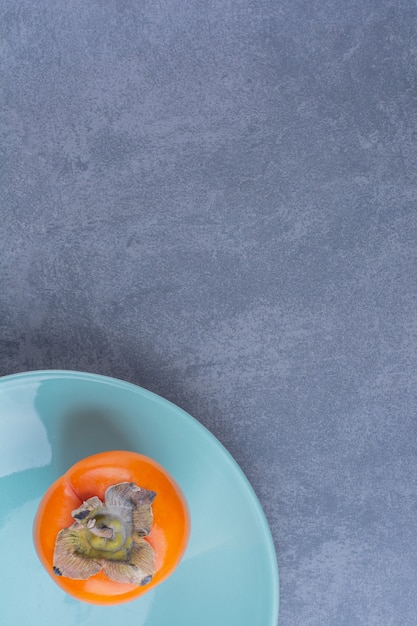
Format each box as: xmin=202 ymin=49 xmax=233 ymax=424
xmin=1 ymin=1 xmax=417 ymax=624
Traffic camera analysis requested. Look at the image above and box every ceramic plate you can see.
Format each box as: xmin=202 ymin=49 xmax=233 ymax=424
xmin=0 ymin=370 xmax=279 ymax=626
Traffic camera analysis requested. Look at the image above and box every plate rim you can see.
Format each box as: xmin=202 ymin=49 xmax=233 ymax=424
xmin=0 ymin=368 xmax=279 ymax=624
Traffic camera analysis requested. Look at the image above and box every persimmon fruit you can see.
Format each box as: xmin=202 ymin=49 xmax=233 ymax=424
xmin=33 ymin=450 xmax=190 ymax=605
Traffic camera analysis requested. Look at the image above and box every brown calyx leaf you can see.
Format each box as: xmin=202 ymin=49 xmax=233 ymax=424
xmin=103 ymin=538 xmax=155 ymax=585
xmin=52 ymin=481 xmax=156 ymax=584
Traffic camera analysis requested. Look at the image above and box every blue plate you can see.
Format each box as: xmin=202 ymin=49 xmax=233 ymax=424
xmin=0 ymin=370 xmax=279 ymax=625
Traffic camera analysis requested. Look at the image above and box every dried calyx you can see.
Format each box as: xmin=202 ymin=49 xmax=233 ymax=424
xmin=53 ymin=482 xmax=156 ymax=586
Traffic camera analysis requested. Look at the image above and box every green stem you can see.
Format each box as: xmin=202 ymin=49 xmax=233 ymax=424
xmin=86 ymin=511 xmax=126 ymax=553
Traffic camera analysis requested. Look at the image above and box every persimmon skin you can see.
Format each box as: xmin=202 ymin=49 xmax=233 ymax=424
xmin=33 ymin=451 xmax=190 ymax=605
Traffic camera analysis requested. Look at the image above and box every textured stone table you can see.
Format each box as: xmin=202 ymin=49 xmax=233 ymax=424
xmin=1 ymin=1 xmax=416 ymax=624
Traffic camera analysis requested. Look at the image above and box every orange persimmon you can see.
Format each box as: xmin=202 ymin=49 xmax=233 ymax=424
xmin=33 ymin=450 xmax=190 ymax=605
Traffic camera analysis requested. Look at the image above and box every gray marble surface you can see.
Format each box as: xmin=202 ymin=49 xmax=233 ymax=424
xmin=1 ymin=1 xmax=416 ymax=624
